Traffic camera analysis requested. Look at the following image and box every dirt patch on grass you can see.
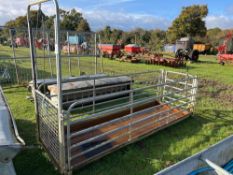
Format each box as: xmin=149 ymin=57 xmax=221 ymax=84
xmin=198 ymin=79 xmax=233 ymax=107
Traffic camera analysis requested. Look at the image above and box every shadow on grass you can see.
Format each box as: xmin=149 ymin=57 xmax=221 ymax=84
xmin=195 ymin=60 xmax=218 ymax=65
xmin=13 ymin=119 xmax=60 ymax=175
xmin=14 ymin=149 xmax=59 ymax=175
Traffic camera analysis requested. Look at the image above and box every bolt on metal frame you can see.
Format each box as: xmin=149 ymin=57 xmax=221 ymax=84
xmin=27 ymin=0 xmax=66 ymax=173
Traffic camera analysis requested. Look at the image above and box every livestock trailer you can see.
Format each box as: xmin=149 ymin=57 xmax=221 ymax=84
xmin=155 ymin=135 xmax=233 ymax=175
xmin=27 ymin=1 xmax=198 ymax=174
xmin=33 ymin=69 xmax=198 ymax=174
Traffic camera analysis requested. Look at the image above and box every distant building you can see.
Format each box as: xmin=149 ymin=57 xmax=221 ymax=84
xmin=164 ymin=44 xmax=176 ymax=53
xmin=67 ymin=35 xmax=85 ymax=45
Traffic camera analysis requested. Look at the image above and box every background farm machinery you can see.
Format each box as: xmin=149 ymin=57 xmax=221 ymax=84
xmin=98 ymin=44 xmax=186 ymax=67
xmin=218 ymin=32 xmax=233 ymax=65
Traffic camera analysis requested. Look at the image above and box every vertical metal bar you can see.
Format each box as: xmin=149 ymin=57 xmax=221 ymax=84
xmin=47 ymin=32 xmax=53 ymax=78
xmin=28 ymin=1 xmax=67 ymax=173
xmin=161 ymin=70 xmax=166 ymax=102
xmin=67 ymin=31 xmax=71 ymax=76
xmin=52 ymin=1 xmax=66 ymax=173
xmin=158 ymin=70 xmax=163 ymax=101
xmin=93 ymin=78 xmax=96 ymax=113
xmin=9 ymin=29 xmax=19 ymax=84
xmin=27 ymin=5 xmax=40 ymax=140
xmin=66 ymin=113 xmax=71 ymax=174
xmin=130 ymin=78 xmax=133 ymax=114
xmin=128 ymin=76 xmax=134 ymax=141
xmin=99 ymin=34 xmax=104 ymax=73
xmin=75 ymin=33 xmax=81 ymax=75
xmin=94 ymin=33 xmax=97 ymax=74
xmin=190 ymin=76 xmax=198 ymax=111
xmin=185 ymin=73 xmax=188 ymax=100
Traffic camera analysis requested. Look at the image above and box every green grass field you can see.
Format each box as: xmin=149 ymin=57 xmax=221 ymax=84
xmin=1 ymin=45 xmax=233 ymax=175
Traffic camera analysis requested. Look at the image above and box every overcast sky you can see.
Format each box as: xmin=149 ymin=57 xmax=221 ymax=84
xmin=0 ymin=0 xmax=233 ymax=31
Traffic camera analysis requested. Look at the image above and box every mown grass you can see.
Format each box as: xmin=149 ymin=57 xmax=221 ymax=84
xmin=1 ymin=45 xmax=233 ymax=175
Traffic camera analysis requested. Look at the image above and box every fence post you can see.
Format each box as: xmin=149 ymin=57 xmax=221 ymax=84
xmin=93 ymin=78 xmax=96 ymax=113
xmin=95 ymin=33 xmax=97 ymax=74
xmin=47 ymin=32 xmax=53 ymax=78
xmin=9 ymin=29 xmax=19 ymax=84
xmin=99 ymin=34 xmax=104 ymax=73
xmin=67 ymin=31 xmax=71 ymax=76
xmin=75 ymin=34 xmax=81 ymax=75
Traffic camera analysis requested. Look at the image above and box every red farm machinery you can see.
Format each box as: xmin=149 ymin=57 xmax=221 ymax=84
xmin=218 ymin=32 xmax=233 ymax=65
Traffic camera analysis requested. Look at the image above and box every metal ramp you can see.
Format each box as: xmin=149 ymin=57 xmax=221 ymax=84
xmin=0 ymin=86 xmax=25 ymax=175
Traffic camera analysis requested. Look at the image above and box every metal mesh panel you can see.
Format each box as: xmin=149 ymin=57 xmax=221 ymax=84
xmin=36 ymin=90 xmax=60 ymax=164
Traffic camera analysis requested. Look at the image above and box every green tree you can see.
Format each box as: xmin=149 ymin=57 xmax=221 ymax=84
xmin=76 ymin=19 xmax=90 ymax=32
xmin=149 ymin=29 xmax=166 ymax=52
xmin=98 ymin=26 xmax=112 ymax=43
xmin=167 ymin=5 xmax=208 ymax=42
xmin=5 ymin=10 xmax=47 ymax=29
xmin=206 ymin=28 xmax=223 ymax=46
xmin=60 ymin=9 xmax=90 ymax=32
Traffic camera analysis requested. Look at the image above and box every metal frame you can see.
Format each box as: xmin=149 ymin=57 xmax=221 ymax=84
xmin=27 ymin=0 xmax=66 ymax=173
xmin=33 ymin=69 xmax=197 ymax=174
xmin=26 ymin=1 xmax=198 ymax=174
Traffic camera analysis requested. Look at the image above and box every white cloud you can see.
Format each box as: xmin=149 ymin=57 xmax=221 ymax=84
xmin=0 ymin=0 xmax=27 ymax=24
xmin=81 ymin=9 xmax=170 ymax=31
xmin=0 ymin=0 xmax=56 ymax=25
xmin=1 ymin=0 xmax=233 ymax=31
xmin=205 ymin=15 xmax=233 ymax=29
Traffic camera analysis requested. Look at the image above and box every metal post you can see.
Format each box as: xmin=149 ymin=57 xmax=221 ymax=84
xmin=191 ymin=76 xmax=198 ymax=111
xmin=99 ymin=34 xmax=104 ymax=73
xmin=160 ymin=70 xmax=165 ymax=102
xmin=66 ymin=112 xmax=71 ymax=174
xmin=47 ymin=32 xmax=53 ymax=78
xmin=128 ymin=76 xmax=134 ymax=141
xmin=9 ymin=29 xmax=19 ymax=84
xmin=94 ymin=33 xmax=97 ymax=74
xmin=27 ymin=6 xmax=39 ymax=140
xmin=185 ymin=73 xmax=188 ymax=99
xmin=67 ymin=31 xmax=71 ymax=76
xmin=130 ymin=79 xmax=133 ymax=114
xmin=93 ymin=78 xmax=96 ymax=113
xmin=54 ymin=15 xmax=66 ymax=175
xmin=28 ymin=0 xmax=67 ymax=173
xmin=75 ymin=34 xmax=81 ymax=75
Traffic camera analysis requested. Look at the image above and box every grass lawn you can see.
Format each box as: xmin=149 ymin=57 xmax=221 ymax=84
xmin=1 ymin=45 xmax=233 ymax=175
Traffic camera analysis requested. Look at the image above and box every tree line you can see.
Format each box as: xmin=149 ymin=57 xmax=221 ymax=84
xmin=1 ymin=5 xmax=232 ymax=51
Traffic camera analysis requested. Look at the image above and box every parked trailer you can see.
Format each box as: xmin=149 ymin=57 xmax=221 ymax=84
xmin=193 ymin=43 xmax=211 ymax=54
xmin=98 ymin=44 xmax=121 ymax=58
xmin=124 ymin=44 xmax=141 ymax=54
xmin=0 ymin=86 xmax=25 ymax=175
xmin=155 ymin=135 xmax=233 ymax=175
